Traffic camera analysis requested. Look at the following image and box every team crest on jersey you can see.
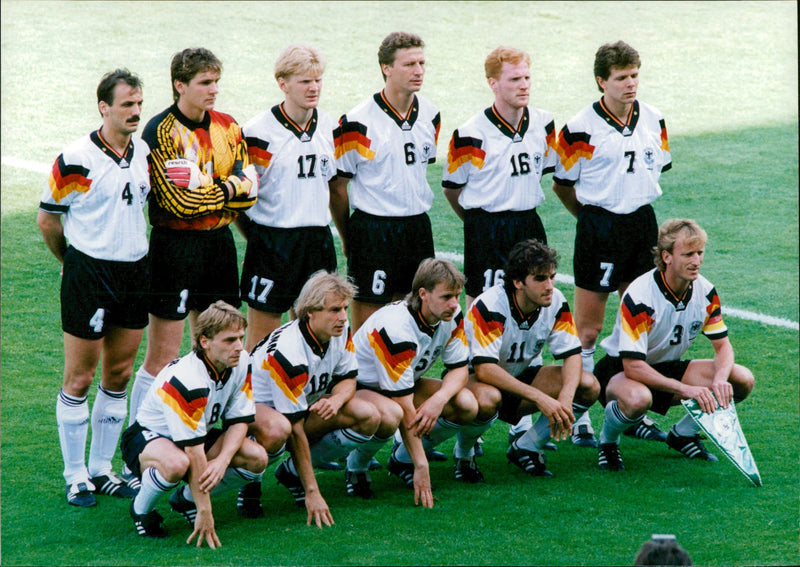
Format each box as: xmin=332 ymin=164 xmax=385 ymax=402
xmin=688 ymin=320 xmax=702 ymax=340
xmin=320 ymin=155 xmax=331 ymax=176
xmin=422 ymin=143 xmax=433 ymax=163
xmin=643 ymin=147 xmax=656 ymax=169
xmin=533 ymin=152 xmax=543 ymax=172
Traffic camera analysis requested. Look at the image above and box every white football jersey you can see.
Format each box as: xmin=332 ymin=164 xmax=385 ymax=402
xmin=600 ymin=268 xmax=728 ymax=364
xmin=442 ymin=105 xmax=557 ymax=212
xmin=250 ymin=319 xmax=357 ymax=421
xmin=553 ymin=99 xmax=671 ymax=214
xmin=334 ymin=92 xmax=440 ymax=217
xmin=243 ymin=105 xmax=337 ymax=228
xmin=136 ymin=350 xmax=255 ymax=447
xmin=353 ymin=301 xmax=469 ymax=396
xmin=465 ymin=284 xmax=581 ymax=377
xmin=40 ymin=131 xmax=151 ymax=261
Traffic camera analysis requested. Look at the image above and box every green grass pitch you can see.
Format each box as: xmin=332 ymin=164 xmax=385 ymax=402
xmin=1 ymin=1 xmax=798 ymax=565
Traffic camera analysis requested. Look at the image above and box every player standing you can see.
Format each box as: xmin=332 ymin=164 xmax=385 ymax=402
xmin=552 ymin=40 xmax=671 ymax=446
xmin=443 ymin=46 xmax=557 ymax=306
xmin=330 ymin=31 xmax=441 ymax=331
xmin=238 ymin=43 xmax=339 ymax=351
xmin=459 ymin=239 xmax=600 ymax=478
xmin=345 ymin=259 xmax=479 ymax=507
xmin=38 ymin=69 xmax=148 ymax=506
xmin=129 ymin=47 xmax=257 ymax=427
xmin=249 ymin=272 xmax=380 ymax=526
xmin=594 ymin=219 xmax=754 ymax=471
xmin=121 ymin=301 xmax=267 ymax=545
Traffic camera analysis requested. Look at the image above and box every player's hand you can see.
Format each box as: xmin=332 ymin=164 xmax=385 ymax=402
xmin=198 ymin=458 xmax=228 ymax=493
xmin=187 ymin=509 xmax=221 ymax=549
xmin=684 ymin=384 xmax=718 ymax=414
xmin=537 ymin=396 xmax=574 ymax=441
xmin=410 ymin=397 xmax=445 ymax=437
xmin=226 ymin=173 xmax=256 ymax=200
xmin=304 ymin=491 xmax=334 ymax=528
xmin=412 ymin=465 xmax=434 ymax=509
xmin=710 ymin=380 xmax=734 ymax=409
xmin=165 ymin=159 xmax=212 ymax=190
xmin=310 ymin=397 xmax=342 ymax=421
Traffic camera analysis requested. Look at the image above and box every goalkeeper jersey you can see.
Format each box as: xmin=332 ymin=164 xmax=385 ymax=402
xmin=143 ymin=104 xmax=256 ymax=230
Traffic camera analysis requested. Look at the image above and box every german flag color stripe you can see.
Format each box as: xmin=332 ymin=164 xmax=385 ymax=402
xmin=704 ymin=288 xmax=725 ymax=334
xmin=467 ymin=302 xmax=505 ymax=349
xmin=448 ymin=313 xmax=468 ymax=347
xmin=554 ymin=126 xmax=594 ymax=172
xmin=263 ymin=352 xmax=309 ymax=406
xmin=240 ymin=368 xmax=254 ymax=401
xmin=659 ymin=118 xmax=670 ymax=152
xmin=157 ymin=378 xmax=208 ymax=431
xmin=49 ymin=155 xmax=91 ymax=202
xmin=245 ymin=136 xmax=273 ymax=168
xmin=333 ymin=120 xmax=376 ymax=160
xmin=368 ymin=328 xmax=416 ymax=383
xmin=620 ymin=295 xmax=654 ymax=343
xmin=447 ymin=131 xmax=486 ymax=173
xmin=552 ymin=302 xmax=578 ymax=336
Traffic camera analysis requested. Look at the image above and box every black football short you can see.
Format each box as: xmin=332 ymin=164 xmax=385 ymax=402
xmin=240 ymin=223 xmax=337 ymax=313
xmin=60 ymin=246 xmax=149 ymax=339
xmin=595 ymin=355 xmax=691 ymax=414
xmin=498 ymin=365 xmax=542 ymax=424
xmin=148 ymin=225 xmax=240 ymax=320
xmin=573 ymin=204 xmax=657 ymax=292
xmin=346 ymin=210 xmax=434 ymax=304
xmin=463 ymin=208 xmax=546 ymax=297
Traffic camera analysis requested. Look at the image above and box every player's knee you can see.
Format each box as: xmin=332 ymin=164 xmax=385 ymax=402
xmin=381 ymin=399 xmax=404 ymax=432
xmin=615 ymin=387 xmax=651 ymax=417
xmin=732 ymin=365 xmax=755 ymax=398
xmin=578 ymin=371 xmax=601 ymax=403
xmin=252 ymin=415 xmax=291 ymax=453
xmin=239 ymin=441 xmax=269 ymax=474
xmin=160 ymin=452 xmax=191 ymax=482
xmin=348 ymin=399 xmax=381 ymax=436
xmin=476 ymin=386 xmax=501 ymax=418
xmin=452 ymin=389 xmax=479 ymax=423
xmin=62 ymin=370 xmax=96 ymax=397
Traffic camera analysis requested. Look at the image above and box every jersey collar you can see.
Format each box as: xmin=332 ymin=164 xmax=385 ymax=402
xmin=374 ymin=91 xmax=419 ymax=130
xmin=300 ymin=320 xmax=329 ymax=357
xmin=506 ymin=288 xmax=541 ymax=329
xmin=272 ymin=104 xmax=318 ymax=142
xmin=655 ymin=269 xmax=693 ymax=311
xmin=593 ymin=99 xmax=640 ymax=137
xmin=198 ymin=351 xmax=233 ymax=386
xmin=171 ymin=102 xmax=211 ymax=131
xmin=408 ymin=304 xmax=437 ymax=337
xmin=91 ymin=130 xmax=135 ymax=168
xmin=484 ymin=105 xmax=529 ymax=142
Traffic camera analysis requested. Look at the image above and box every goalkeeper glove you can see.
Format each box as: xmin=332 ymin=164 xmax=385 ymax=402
xmin=165 ymin=159 xmax=213 ymax=190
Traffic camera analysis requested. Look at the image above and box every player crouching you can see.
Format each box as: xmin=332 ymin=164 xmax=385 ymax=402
xmin=595 ymin=219 xmax=755 ymax=471
xmin=121 ymin=301 xmax=267 ymax=546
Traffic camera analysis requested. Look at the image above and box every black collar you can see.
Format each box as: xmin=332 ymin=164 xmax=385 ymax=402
xmin=506 ymin=288 xmax=541 ymax=328
xmin=654 ymin=270 xmax=693 ymax=311
xmin=484 ymin=105 xmax=529 ymax=142
xmin=408 ymin=304 xmax=437 ymax=338
xmin=171 ymin=103 xmax=211 ymax=130
xmin=198 ymin=351 xmax=233 ymax=386
xmin=593 ymin=99 xmax=640 ymax=137
xmin=272 ymin=104 xmax=318 ymax=142
xmin=374 ymin=91 xmax=419 ymax=130
xmin=300 ymin=320 xmax=329 ymax=357
xmin=91 ymin=130 xmax=134 ymax=168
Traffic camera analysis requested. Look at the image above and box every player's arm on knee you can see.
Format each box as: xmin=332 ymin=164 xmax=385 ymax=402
xmin=709 ymin=337 xmax=735 ymax=408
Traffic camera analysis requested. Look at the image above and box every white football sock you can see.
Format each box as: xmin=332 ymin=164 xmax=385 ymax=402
xmin=394 ymin=417 xmax=461 ymax=463
xmin=672 ymin=413 xmax=701 ymax=437
xmin=581 ymin=348 xmax=596 ymax=373
xmin=346 ymin=434 xmax=392 ymax=473
xmin=311 ymin=428 xmax=372 ymax=465
xmin=129 ymin=366 xmax=156 ymax=425
xmin=508 ymin=413 xmax=532 ymax=437
xmin=454 ymin=413 xmax=497 ymax=459
xmin=514 ymin=413 xmax=551 ymax=452
xmin=88 ymin=386 xmax=127 ymax=477
xmin=133 ymin=466 xmax=178 ymax=515
xmin=599 ymin=400 xmax=642 ymax=445
xmin=56 ymin=390 xmax=90 ymax=485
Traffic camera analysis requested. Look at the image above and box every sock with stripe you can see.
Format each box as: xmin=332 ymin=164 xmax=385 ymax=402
xmin=311 ymin=427 xmax=373 ymax=466
xmin=133 ymin=466 xmax=179 ymax=515
xmin=88 ymin=386 xmax=128 ymax=477
xmin=393 ymin=417 xmax=461 ymax=463
xmin=599 ymin=400 xmax=643 ymax=445
xmin=581 ymin=348 xmax=596 ymax=373
xmin=56 ymin=389 xmax=90 ymax=485
xmin=514 ymin=413 xmax=551 ymax=452
xmin=454 ymin=413 xmax=498 ymax=459
xmin=346 ymin=434 xmax=392 ymax=473
xmin=671 ymin=413 xmax=701 ymax=437
xmin=508 ymin=413 xmax=532 ymax=438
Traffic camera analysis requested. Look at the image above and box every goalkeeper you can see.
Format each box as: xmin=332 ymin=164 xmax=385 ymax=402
xmin=594 ymin=219 xmax=755 ymax=472
xmin=129 ymin=47 xmax=257 ymax=434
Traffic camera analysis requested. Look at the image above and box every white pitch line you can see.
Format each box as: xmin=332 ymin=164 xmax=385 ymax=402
xmin=5 ymin=154 xmax=798 ymax=331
